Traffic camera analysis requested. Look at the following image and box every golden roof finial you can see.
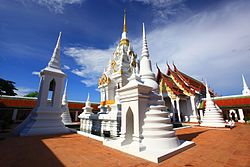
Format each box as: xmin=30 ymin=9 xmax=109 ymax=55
xmin=123 ymin=9 xmax=127 ymax=33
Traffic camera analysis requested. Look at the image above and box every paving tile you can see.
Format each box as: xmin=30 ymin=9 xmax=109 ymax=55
xmin=0 ymin=124 xmax=249 ymax=166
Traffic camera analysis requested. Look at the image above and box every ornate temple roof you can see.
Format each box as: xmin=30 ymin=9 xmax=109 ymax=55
xmin=157 ymin=64 xmax=208 ymax=97
xmin=157 ymin=67 xmax=184 ymax=98
xmin=173 ymin=64 xmax=206 ymax=94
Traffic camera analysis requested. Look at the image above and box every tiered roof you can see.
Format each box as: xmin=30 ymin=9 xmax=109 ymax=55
xmin=173 ymin=64 xmax=205 ymax=94
xmin=157 ymin=64 xmax=206 ymax=98
xmin=157 ymin=67 xmax=184 ymax=98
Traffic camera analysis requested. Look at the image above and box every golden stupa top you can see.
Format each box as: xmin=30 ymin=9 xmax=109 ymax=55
xmin=123 ymin=9 xmax=127 ymax=33
xmin=120 ymin=10 xmax=129 ymax=46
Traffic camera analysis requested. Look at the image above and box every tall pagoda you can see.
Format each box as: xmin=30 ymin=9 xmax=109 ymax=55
xmin=98 ymin=10 xmax=136 ymax=109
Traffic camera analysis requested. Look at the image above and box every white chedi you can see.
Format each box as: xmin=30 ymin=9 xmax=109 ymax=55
xmin=83 ymin=93 xmax=93 ymax=113
xmin=200 ymin=83 xmax=225 ymax=127
xmin=142 ymin=96 xmax=180 ymax=150
xmin=139 ymin=23 xmax=159 ymax=92
xmin=140 ymin=23 xmax=180 ymax=150
xmin=61 ymin=80 xmax=72 ymax=124
xmin=13 ymin=32 xmax=71 ymax=136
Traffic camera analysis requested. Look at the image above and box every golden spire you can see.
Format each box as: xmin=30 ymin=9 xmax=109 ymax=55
xmin=120 ymin=9 xmax=129 ymax=46
xmin=123 ymin=9 xmax=127 ymax=33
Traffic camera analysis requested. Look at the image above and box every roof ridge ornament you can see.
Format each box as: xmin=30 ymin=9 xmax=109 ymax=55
xmin=48 ymin=32 xmax=62 ymax=70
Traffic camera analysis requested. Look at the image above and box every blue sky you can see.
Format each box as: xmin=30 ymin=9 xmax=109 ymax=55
xmin=0 ymin=0 xmax=250 ymax=102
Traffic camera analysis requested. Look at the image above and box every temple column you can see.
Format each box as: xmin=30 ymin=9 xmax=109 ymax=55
xmin=75 ymin=111 xmax=79 ymax=122
xmin=189 ymin=96 xmax=198 ymax=122
xmin=176 ymin=97 xmax=181 ymax=123
xmin=238 ymin=109 xmax=245 ymax=123
xmin=199 ymin=110 xmax=204 ymax=122
xmin=170 ymin=99 xmax=176 ymax=122
xmin=12 ymin=109 xmax=18 ymax=122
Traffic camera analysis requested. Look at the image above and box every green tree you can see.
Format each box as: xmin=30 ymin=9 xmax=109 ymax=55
xmin=24 ymin=91 xmax=39 ymax=97
xmin=0 ymin=78 xmax=17 ymax=96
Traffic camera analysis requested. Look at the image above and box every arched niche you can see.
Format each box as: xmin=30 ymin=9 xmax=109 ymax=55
xmin=125 ymin=107 xmax=134 ymax=144
xmin=48 ymin=79 xmax=56 ymax=106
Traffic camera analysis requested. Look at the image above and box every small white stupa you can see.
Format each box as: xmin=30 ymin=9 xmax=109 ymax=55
xmin=140 ymin=23 xmax=180 ymax=151
xmin=242 ymin=74 xmax=250 ymax=95
xmin=200 ymin=83 xmax=225 ymax=128
xmin=61 ymin=80 xmax=73 ymax=124
xmin=82 ymin=93 xmax=93 ymax=114
xmin=13 ymin=32 xmax=71 ymax=136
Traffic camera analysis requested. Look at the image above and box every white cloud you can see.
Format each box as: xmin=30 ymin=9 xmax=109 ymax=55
xmin=63 ymin=64 xmax=70 ymax=70
xmin=131 ymin=0 xmax=183 ymax=7
xmin=19 ymin=0 xmax=83 ymax=14
xmin=32 ymin=71 xmax=40 ymax=76
xmin=130 ymin=0 xmax=188 ymax=23
xmin=143 ymin=1 xmax=250 ymax=95
xmin=15 ymin=87 xmax=36 ymax=96
xmin=64 ymin=47 xmax=113 ymax=87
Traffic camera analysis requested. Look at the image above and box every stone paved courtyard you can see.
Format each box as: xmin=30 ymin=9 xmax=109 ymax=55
xmin=0 ymin=124 xmax=249 ymax=167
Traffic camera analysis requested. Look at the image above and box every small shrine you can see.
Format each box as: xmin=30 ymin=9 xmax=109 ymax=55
xmin=13 ymin=32 xmax=71 ymax=136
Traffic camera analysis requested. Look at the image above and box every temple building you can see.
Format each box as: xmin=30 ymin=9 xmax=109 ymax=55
xmin=156 ymin=64 xmax=210 ymax=123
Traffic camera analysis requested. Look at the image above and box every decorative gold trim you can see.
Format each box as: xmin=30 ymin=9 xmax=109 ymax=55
xmin=98 ymin=74 xmax=111 ymax=86
xmin=100 ymin=100 xmax=115 ymax=106
xmin=111 ymin=60 xmax=116 ymax=69
xmin=120 ymin=39 xmax=129 ymax=46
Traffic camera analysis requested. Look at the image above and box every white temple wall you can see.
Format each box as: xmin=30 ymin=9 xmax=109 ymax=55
xmin=100 ymin=88 xmax=105 ymax=101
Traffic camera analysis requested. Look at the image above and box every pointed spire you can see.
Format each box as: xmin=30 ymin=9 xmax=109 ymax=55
xmin=62 ymin=79 xmax=68 ymax=105
xmin=123 ymin=9 xmax=127 ymax=33
xmin=85 ymin=93 xmax=91 ymax=108
xmin=205 ymin=82 xmax=211 ymax=99
xmin=120 ymin=10 xmax=128 ymax=44
xmin=142 ymin=23 xmax=149 ymax=58
xmin=242 ymin=74 xmax=250 ymax=95
xmin=87 ymin=93 xmax=90 ymax=102
xmin=242 ymin=74 xmax=249 ymax=90
xmin=48 ymin=32 xmax=62 ymax=69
